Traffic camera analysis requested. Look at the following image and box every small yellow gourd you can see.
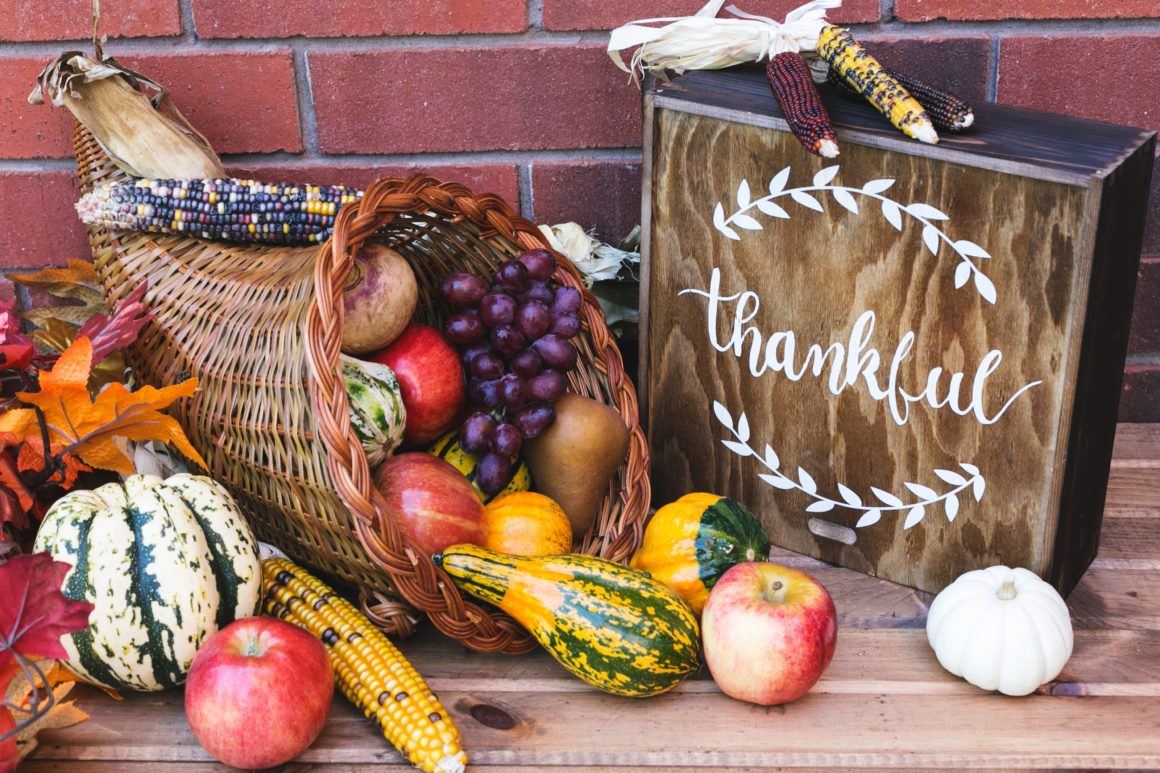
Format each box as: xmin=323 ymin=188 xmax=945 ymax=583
xmin=926 ymin=566 xmax=1074 ymax=696
xmin=482 ymin=492 xmax=572 ymax=556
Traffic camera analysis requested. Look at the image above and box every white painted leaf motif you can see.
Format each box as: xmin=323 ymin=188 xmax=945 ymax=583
xmin=907 ymin=202 xmax=949 ymax=221
xmin=954 ymin=239 xmax=991 ymax=259
xmin=933 ymin=468 xmax=968 ymax=486
xmin=722 ymin=440 xmax=752 ymax=457
xmin=713 ymin=203 xmax=740 ymax=240
xmin=813 ymin=165 xmax=840 ymax=186
xmin=973 ymin=476 xmax=986 ymax=502
xmin=733 ymin=213 xmax=763 ymax=231
xmin=737 ymin=179 xmax=752 ymax=208
xmin=798 ymin=467 xmax=818 ymax=495
xmin=863 ymin=178 xmax=895 ymax=194
xmin=760 ymin=473 xmax=796 ymax=490
xmin=945 ymin=494 xmax=960 ymax=522
xmin=757 ymin=199 xmax=790 ymax=218
xmin=954 ymin=261 xmax=971 ymax=289
xmin=768 ymin=166 xmax=791 ymax=195
xmin=905 ymin=482 xmax=938 ymax=500
xmin=837 ymin=483 xmax=862 ymax=506
xmin=806 ymin=500 xmax=836 ymax=513
xmin=881 ymin=200 xmax=903 ymax=231
xmin=922 ymin=224 xmax=941 ymax=256
xmin=975 ymin=271 xmax=997 ymax=304
xmin=903 ymin=505 xmax=926 ymax=529
xmin=832 ymin=188 xmax=859 ymax=214
xmin=791 ymin=190 xmax=824 ymax=212
xmin=763 ymin=444 xmax=780 ymax=470
xmin=856 ymin=510 xmax=882 ymax=528
xmin=872 ymin=487 xmax=904 ymax=507
xmin=736 ymin=413 xmax=750 ymax=442
xmin=959 ymin=462 xmax=980 ymax=476
xmin=713 ymin=401 xmax=733 ymax=430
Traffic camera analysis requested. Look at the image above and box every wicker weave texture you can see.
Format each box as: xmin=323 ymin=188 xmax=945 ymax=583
xmin=74 ymin=123 xmax=651 ymax=653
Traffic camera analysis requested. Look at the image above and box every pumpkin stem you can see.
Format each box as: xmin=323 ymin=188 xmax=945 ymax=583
xmin=996 ymin=579 xmax=1018 ymax=601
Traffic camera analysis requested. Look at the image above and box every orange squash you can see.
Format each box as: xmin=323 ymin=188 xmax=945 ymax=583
xmin=483 ymin=492 xmax=572 ymax=556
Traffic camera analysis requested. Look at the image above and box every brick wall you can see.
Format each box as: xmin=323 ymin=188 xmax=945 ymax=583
xmin=1 ymin=0 xmax=1158 ymax=420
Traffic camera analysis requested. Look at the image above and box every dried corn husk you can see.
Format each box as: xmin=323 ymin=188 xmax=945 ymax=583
xmin=29 ymin=52 xmax=225 ymax=179
xmin=608 ymin=0 xmax=841 ymax=83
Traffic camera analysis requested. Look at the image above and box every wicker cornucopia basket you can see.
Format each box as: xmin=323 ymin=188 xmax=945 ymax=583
xmin=75 ymin=123 xmax=650 ymax=654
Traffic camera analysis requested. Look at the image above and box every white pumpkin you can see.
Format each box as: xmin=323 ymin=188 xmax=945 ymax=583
xmin=926 ymin=566 xmax=1073 ymax=696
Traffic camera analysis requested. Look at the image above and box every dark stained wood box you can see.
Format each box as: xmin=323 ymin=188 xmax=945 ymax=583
xmin=639 ymin=66 xmax=1155 ymax=595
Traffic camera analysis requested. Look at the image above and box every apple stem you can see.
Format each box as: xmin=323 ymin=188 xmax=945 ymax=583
xmin=241 ymin=634 xmax=267 ymax=657
xmin=996 ymin=580 xmax=1018 ymax=601
xmin=762 ymin=580 xmax=787 ymax=604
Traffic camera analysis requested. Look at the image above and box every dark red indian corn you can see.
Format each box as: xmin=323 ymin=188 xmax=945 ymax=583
xmin=766 ymin=51 xmax=839 ymax=158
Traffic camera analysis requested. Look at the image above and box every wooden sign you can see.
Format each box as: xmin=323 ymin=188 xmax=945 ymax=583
xmin=640 ymin=67 xmax=1155 ymax=595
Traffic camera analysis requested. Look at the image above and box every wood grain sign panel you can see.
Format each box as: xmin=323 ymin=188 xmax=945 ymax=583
xmin=640 ymin=68 xmax=1155 ymax=594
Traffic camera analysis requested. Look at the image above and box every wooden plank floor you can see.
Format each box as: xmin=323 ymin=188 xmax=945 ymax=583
xmin=26 ymin=425 xmax=1160 ymax=771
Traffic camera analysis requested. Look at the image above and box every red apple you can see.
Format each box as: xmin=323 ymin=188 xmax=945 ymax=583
xmin=342 ymin=244 xmax=418 ymax=355
xmin=0 ymin=706 xmax=16 ymax=773
xmin=373 ymin=453 xmax=485 ymax=556
xmin=184 ymin=617 xmax=333 ymax=769
xmin=370 ymin=323 xmax=466 ymax=444
xmin=702 ymin=562 xmax=837 ymax=705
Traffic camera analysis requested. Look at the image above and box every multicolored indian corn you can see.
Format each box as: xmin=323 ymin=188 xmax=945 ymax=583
xmin=262 ymin=558 xmax=466 ymax=773
xmin=816 ymin=24 xmax=939 ymax=144
xmin=76 ymin=178 xmax=363 ymax=246
xmin=827 ymin=66 xmax=974 ymax=132
xmin=766 ymin=51 xmax=840 ymax=158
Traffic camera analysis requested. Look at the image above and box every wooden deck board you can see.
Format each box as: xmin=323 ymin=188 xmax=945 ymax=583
xmin=27 ymin=424 xmax=1160 ymax=770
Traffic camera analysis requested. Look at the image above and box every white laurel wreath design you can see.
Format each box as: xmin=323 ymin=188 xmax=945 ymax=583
xmin=713 ymin=401 xmax=987 ymax=531
xmin=713 ymin=165 xmax=997 ymax=304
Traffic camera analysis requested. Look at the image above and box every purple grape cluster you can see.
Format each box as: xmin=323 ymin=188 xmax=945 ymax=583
xmin=441 ymin=249 xmax=582 ymax=494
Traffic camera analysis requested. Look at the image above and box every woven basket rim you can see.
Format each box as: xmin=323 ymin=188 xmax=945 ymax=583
xmin=307 ymin=174 xmax=652 ymax=652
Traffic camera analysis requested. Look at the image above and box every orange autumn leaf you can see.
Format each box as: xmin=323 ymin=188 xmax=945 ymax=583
xmin=0 ymin=337 xmax=207 ymax=475
xmin=16 ymin=438 xmax=92 ymax=489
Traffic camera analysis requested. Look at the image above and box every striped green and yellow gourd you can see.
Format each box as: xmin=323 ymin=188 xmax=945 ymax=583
xmin=435 ymin=545 xmax=701 ymax=698
xmin=32 ymin=474 xmax=262 ymax=691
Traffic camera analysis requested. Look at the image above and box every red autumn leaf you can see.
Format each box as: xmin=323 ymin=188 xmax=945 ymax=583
xmin=0 ymin=553 xmax=93 ymax=673
xmin=0 ymin=301 xmax=32 ymax=349
xmin=77 ymin=283 xmax=151 ymax=366
xmin=0 ymin=345 xmax=33 ymax=372
xmin=0 ymin=448 xmax=32 ymax=533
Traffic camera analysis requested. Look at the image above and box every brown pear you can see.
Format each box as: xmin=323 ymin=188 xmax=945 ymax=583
xmin=524 ymin=393 xmax=630 ymax=537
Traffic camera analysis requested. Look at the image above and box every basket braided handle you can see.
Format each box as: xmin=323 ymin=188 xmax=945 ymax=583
xmin=307 ymin=175 xmax=636 ymax=653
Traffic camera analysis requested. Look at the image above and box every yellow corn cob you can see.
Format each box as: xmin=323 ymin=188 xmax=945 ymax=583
xmin=262 ymin=558 xmax=467 ymax=773
xmin=817 ymin=25 xmax=939 ymax=145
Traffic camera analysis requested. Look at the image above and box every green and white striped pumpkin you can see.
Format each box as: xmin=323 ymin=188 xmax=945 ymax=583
xmin=342 ymin=354 xmax=406 ymax=467
xmin=32 ymin=474 xmax=261 ymax=691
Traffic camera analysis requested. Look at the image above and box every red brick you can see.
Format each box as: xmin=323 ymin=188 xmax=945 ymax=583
xmin=193 ymin=0 xmax=524 ymax=38
xmin=1120 ymin=364 xmax=1160 ymax=422
xmin=1144 ymin=154 xmax=1160 ymax=253
xmin=897 ymin=0 xmax=1160 ymax=21
xmin=226 ymin=161 xmax=521 ymax=209
xmin=0 ymin=0 xmax=180 ymax=42
xmin=0 ymin=170 xmax=90 ymax=270
xmin=115 ymin=53 xmax=301 ymax=154
xmin=1130 ymin=258 xmax=1160 ymax=353
xmin=310 ymin=46 xmax=640 ymax=154
xmin=531 ymin=160 xmax=642 ymax=244
xmin=545 ymin=0 xmax=877 ymax=31
xmin=853 ymin=36 xmax=992 ymax=101
xmin=1 ymin=58 xmax=77 ymax=159
xmin=998 ymin=36 xmax=1160 ymax=134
